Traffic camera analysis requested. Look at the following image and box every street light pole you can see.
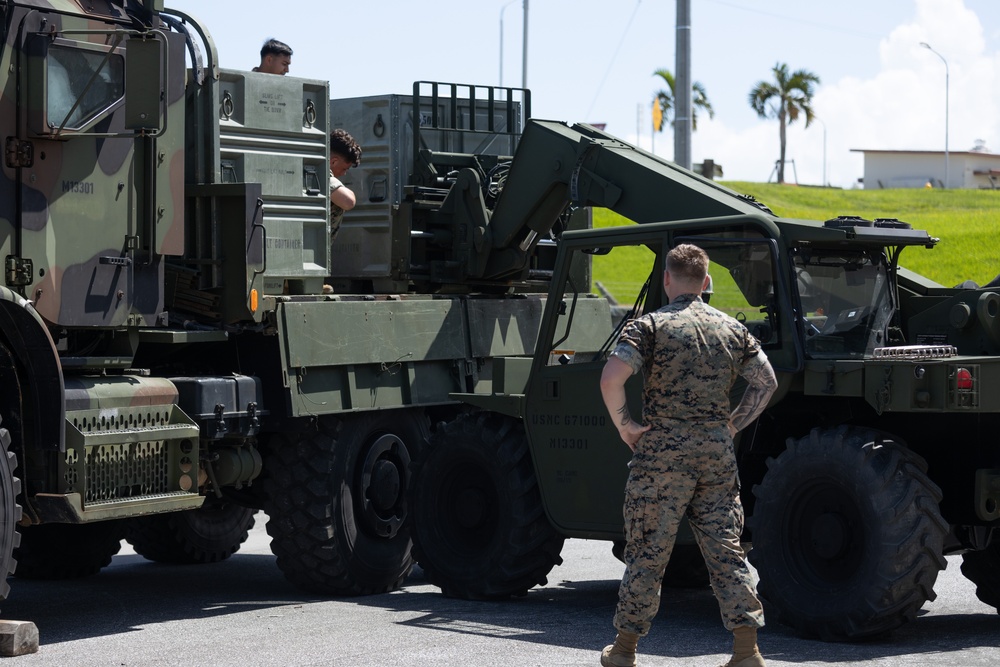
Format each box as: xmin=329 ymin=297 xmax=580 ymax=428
xmin=920 ymin=42 xmax=949 ymax=188
xmin=815 ymin=116 xmax=827 ymax=186
xmin=499 ymin=0 xmax=517 ymax=87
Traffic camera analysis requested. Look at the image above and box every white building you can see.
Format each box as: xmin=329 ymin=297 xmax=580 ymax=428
xmin=851 ymin=146 xmax=1000 ymax=189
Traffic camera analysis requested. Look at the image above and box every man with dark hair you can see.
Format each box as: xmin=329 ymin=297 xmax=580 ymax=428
xmin=254 ymin=38 xmax=292 ymax=75
xmin=322 ymin=129 xmax=363 ymax=294
xmin=599 ymin=243 xmax=778 ymax=667
xmin=328 ymin=129 xmax=362 ymax=242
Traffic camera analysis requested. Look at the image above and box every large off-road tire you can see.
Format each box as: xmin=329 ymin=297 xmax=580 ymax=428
xmin=13 ymin=520 xmax=125 ymax=580
xmin=125 ymin=499 xmax=256 ymax=564
xmin=263 ymin=410 xmax=426 ymax=595
xmin=0 ymin=421 xmax=22 ymax=599
xmin=749 ymin=426 xmax=948 ymax=641
xmin=960 ymin=541 xmax=1000 ymax=613
xmin=410 ymin=412 xmax=564 ymax=599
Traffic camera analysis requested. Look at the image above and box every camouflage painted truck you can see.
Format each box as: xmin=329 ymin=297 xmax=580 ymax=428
xmin=0 ymin=0 xmax=609 ymax=606
xmin=407 ymin=120 xmax=1000 ymax=640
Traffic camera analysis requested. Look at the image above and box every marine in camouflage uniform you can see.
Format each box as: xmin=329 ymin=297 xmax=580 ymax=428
xmin=599 ymin=244 xmax=778 ymax=667
xmin=323 ymin=129 xmax=362 ymax=294
xmin=328 ymin=128 xmax=362 ymax=245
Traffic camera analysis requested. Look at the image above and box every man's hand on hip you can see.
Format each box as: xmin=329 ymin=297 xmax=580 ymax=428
xmin=618 ymin=421 xmax=651 ymax=452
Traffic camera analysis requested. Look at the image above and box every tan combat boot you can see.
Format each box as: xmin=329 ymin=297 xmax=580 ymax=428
xmin=719 ymin=626 xmax=765 ymax=667
xmin=600 ymin=630 xmax=639 ymax=667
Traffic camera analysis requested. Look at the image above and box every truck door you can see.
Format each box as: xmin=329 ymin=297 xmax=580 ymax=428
xmin=524 ymin=236 xmax=663 ymax=538
xmin=14 ymin=11 xmax=136 ymax=327
xmin=523 ymin=219 xmax=792 ymax=539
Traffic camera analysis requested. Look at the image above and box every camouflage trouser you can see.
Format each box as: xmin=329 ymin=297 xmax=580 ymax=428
xmin=614 ymin=422 xmax=764 ymax=636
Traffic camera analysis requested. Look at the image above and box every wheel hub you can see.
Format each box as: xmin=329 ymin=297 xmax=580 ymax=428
xmin=359 ymin=433 xmax=411 ymax=538
xmin=787 ymin=481 xmax=866 ymax=586
xmin=369 ymin=459 xmax=401 ymax=512
xmin=455 ymin=487 xmax=486 ymax=528
xmin=811 ymin=511 xmax=849 ymax=560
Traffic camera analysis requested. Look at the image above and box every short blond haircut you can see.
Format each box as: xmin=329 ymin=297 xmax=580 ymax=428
xmin=666 ymin=243 xmax=708 ymax=283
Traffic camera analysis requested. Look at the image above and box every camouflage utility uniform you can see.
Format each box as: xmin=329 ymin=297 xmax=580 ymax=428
xmin=329 ymin=172 xmax=346 ymax=243
xmin=610 ymin=292 xmax=765 ymax=636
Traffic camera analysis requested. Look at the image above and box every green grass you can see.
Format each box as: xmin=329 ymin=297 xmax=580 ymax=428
xmin=592 ymin=182 xmax=1000 ymax=304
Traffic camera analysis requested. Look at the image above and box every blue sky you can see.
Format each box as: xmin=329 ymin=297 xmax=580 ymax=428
xmin=164 ymin=0 xmax=1000 ymax=188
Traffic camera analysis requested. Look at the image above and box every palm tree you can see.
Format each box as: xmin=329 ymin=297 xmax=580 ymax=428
xmin=652 ymin=68 xmax=714 ymax=134
xmin=749 ymin=63 xmax=820 ymax=184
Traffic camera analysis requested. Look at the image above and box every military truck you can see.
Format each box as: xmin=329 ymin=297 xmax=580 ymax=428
xmin=408 ymin=120 xmax=1000 ymax=640
xmin=0 ymin=0 xmax=610 ymax=605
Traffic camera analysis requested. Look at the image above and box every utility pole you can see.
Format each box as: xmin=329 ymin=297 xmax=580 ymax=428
xmin=522 ymin=0 xmax=529 ymax=89
xmin=674 ymin=0 xmax=692 ymax=169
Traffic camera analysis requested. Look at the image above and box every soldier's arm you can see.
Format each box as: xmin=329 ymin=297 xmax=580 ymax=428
xmin=600 ymin=355 xmax=649 ymax=451
xmin=729 ymin=351 xmax=778 ymax=435
xmin=330 ymin=176 xmax=357 ymax=211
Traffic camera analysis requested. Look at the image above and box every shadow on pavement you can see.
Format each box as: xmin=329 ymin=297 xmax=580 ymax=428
xmin=358 ymin=565 xmax=1000 ymax=664
xmin=2 ymin=546 xmax=996 ymax=664
xmin=2 ymin=551 xmax=320 ymax=645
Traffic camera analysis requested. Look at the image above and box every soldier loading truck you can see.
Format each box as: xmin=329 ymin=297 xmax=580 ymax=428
xmin=0 ymin=0 xmax=996 ymax=646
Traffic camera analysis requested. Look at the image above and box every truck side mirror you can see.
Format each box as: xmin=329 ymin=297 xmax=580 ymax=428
xmin=125 ymin=34 xmax=164 ymax=132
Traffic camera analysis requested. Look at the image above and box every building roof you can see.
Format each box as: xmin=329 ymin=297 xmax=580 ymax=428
xmin=850 ymin=148 xmax=1000 ymax=157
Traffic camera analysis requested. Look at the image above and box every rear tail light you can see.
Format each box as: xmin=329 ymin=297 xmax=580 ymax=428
xmin=955 ymin=367 xmax=974 ymax=391
xmin=949 ymin=365 xmax=979 ymax=409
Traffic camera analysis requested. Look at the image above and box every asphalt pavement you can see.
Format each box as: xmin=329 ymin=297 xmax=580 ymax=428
xmin=0 ymin=518 xmax=996 ymax=666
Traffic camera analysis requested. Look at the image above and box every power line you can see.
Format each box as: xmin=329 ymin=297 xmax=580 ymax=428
xmin=702 ymin=0 xmax=885 ymax=41
xmin=585 ymin=0 xmax=643 ymax=120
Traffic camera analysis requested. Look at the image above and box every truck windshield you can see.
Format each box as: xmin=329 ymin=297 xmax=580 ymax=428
xmin=795 ymin=250 xmax=893 ymax=358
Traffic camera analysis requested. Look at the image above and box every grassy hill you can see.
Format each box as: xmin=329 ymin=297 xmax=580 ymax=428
xmin=592 ymin=182 xmax=1000 ymax=304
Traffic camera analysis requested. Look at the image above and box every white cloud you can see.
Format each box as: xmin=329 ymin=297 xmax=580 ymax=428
xmin=686 ymin=0 xmax=1000 ymax=188
xmin=692 ymin=117 xmax=787 ymax=184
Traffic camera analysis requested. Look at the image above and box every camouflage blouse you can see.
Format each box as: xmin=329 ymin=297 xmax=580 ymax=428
xmin=611 ymin=293 xmax=762 ymax=428
xmin=330 ymin=173 xmax=346 ymax=242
